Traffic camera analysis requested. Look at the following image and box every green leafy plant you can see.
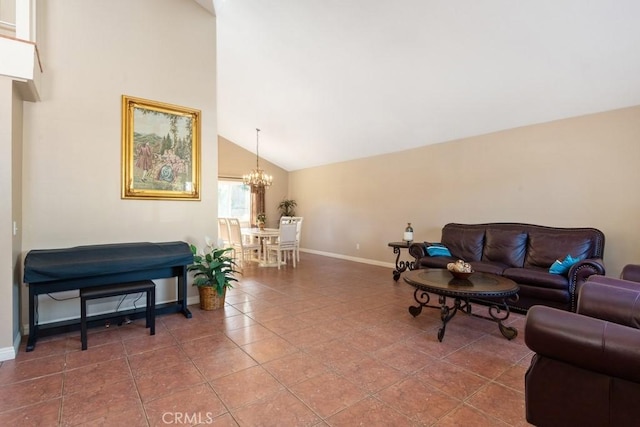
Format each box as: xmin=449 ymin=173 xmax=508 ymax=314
xmin=187 ymin=243 xmax=239 ymax=296
xmin=277 ymin=199 xmax=297 ymax=217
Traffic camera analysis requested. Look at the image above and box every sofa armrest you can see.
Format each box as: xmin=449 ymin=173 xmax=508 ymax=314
xmin=525 ymin=305 xmax=640 ymax=383
xmin=578 ymin=281 xmax=640 ymax=328
xmin=569 ymin=258 xmax=605 ymax=281
xmin=568 ymin=258 xmax=605 ymax=311
xmin=621 ymin=264 xmax=640 ymax=282
xmin=408 ymin=242 xmax=431 ymax=267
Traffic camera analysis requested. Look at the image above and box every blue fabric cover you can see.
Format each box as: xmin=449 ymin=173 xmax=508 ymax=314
xmin=549 ymin=254 xmax=582 ymax=275
xmin=24 ymin=241 xmax=193 ymax=283
xmin=427 ymin=245 xmax=452 ymax=257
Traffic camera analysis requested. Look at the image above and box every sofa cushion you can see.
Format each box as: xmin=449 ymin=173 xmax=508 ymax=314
xmin=513 ymin=286 xmax=571 ymax=310
xmin=503 ymin=267 xmax=569 ymax=291
xmin=525 ymin=232 xmax=593 ymax=269
xmin=482 ymin=229 xmax=528 ymax=268
xmin=469 ymin=261 xmax=508 ymax=275
xmin=441 ymin=227 xmax=485 ymax=262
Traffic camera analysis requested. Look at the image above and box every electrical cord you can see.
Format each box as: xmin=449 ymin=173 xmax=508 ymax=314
xmin=46 ymin=293 xmax=79 ymax=301
xmin=114 ymin=294 xmax=127 ymax=311
xmin=131 ymin=292 xmax=143 ymax=310
xmin=115 ymin=293 xmax=144 ymax=311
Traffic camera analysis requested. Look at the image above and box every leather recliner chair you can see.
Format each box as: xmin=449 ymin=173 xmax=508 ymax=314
xmin=524 ymin=267 xmax=640 ymax=427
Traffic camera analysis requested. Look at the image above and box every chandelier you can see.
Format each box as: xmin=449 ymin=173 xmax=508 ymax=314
xmin=243 ymin=128 xmax=273 ymax=188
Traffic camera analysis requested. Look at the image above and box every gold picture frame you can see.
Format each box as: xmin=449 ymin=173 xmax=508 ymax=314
xmin=121 ymin=95 xmax=201 ymax=200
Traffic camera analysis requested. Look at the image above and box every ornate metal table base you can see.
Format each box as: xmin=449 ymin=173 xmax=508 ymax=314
xmin=409 ymin=287 xmax=518 ymax=342
xmin=388 ymin=242 xmax=415 ymax=281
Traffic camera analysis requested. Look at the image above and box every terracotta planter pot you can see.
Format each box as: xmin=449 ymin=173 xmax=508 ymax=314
xmin=198 ymin=286 xmax=226 ymax=310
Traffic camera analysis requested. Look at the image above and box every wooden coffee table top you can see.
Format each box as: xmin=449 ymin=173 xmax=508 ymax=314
xmin=403 ymin=269 xmax=519 ymax=299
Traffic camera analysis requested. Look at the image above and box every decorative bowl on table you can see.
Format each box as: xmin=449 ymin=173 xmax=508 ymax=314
xmin=449 ymin=270 xmax=474 ymax=280
xmin=447 ymin=260 xmax=474 ymax=280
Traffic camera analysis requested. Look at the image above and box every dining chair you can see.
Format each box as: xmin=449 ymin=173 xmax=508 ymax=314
xmin=280 ymin=216 xmax=292 ymax=225
xmin=277 ymin=216 xmax=298 ymax=262
xmin=265 ymin=223 xmax=297 ymax=269
xmin=291 ymin=216 xmax=303 ymax=262
xmin=217 ymin=218 xmax=232 ymax=248
xmin=227 ymin=217 xmax=260 ymax=270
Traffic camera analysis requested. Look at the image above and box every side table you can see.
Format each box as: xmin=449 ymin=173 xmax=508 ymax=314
xmin=388 ymin=241 xmax=416 ymax=281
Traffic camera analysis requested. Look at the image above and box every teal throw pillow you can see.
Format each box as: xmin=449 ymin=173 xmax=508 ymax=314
xmin=426 ymin=245 xmax=452 ymax=257
xmin=549 ymin=254 xmax=582 ymax=275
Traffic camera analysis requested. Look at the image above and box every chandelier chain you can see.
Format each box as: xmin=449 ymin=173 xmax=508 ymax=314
xmin=255 ymin=128 xmax=260 ymax=168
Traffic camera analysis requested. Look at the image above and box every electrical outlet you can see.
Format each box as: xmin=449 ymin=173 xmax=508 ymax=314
xmin=356 ymin=243 xmax=360 ymax=250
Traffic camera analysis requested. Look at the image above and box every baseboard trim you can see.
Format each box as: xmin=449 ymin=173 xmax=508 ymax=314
xmin=300 ymin=248 xmax=394 ymax=269
xmin=0 ymin=338 xmax=17 ymax=361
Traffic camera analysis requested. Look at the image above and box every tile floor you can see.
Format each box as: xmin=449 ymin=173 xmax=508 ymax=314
xmin=0 ymin=253 xmax=534 ymax=426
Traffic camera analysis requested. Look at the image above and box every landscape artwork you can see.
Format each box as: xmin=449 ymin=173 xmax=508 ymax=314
xmin=121 ymin=95 xmax=201 ymax=200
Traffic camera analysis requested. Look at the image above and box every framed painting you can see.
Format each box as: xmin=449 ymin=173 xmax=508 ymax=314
xmin=121 ymin=95 xmax=201 ymax=200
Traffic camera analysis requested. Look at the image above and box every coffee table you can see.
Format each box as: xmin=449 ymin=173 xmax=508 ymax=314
xmin=403 ymin=269 xmax=519 ymax=342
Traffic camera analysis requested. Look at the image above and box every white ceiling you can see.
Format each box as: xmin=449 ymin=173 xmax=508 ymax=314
xmin=211 ymin=0 xmax=640 ymax=171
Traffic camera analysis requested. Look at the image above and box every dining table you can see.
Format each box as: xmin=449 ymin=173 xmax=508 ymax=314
xmin=241 ymin=227 xmax=281 ymax=267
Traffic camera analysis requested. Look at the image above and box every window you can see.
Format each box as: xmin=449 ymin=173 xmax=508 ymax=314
xmin=218 ymin=179 xmax=251 ymax=224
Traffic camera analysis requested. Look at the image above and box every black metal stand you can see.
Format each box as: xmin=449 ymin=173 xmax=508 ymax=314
xmin=388 ymin=242 xmax=415 ymax=281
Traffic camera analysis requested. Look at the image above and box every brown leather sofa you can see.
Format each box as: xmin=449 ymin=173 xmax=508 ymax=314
xmin=524 ymin=271 xmax=640 ymax=427
xmin=408 ymin=223 xmax=605 ymax=312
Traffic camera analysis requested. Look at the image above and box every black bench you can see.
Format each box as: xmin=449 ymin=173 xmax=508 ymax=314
xmin=80 ymin=280 xmax=156 ymax=350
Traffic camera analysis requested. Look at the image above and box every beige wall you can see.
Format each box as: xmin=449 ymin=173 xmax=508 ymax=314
xmin=21 ymin=0 xmax=217 ymax=327
xmin=218 ymin=136 xmax=289 ymax=228
xmin=12 ymin=80 xmax=23 ymax=352
xmin=289 ymin=106 xmax=640 ymax=277
xmin=0 ymin=77 xmax=22 ymax=360
xmin=0 ymin=78 xmax=14 ymax=356
xmin=0 ymin=0 xmax=15 ymax=37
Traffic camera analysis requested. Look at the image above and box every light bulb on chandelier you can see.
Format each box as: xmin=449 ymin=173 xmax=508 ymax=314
xmin=243 ymin=128 xmax=273 ymax=188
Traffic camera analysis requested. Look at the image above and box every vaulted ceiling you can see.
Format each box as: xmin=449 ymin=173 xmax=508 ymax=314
xmin=210 ymin=1 xmax=640 ymax=171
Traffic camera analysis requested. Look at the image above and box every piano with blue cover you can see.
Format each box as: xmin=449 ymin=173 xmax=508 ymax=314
xmin=23 ymin=241 xmax=193 ymax=351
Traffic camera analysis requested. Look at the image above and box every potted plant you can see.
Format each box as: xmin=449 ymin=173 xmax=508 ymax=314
xmin=188 ymin=241 xmax=239 ymax=310
xmin=257 ymin=212 xmax=267 ymax=230
xmin=277 ymin=199 xmax=297 ymax=217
